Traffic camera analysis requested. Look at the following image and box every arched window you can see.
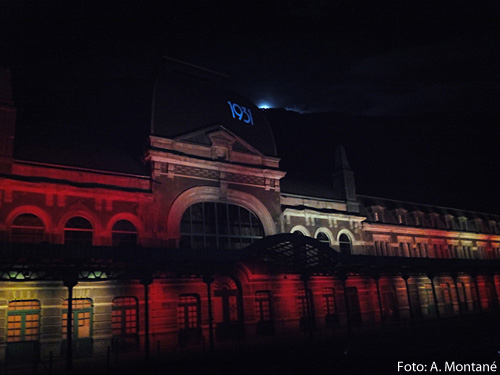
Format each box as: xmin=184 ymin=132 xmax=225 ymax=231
xmin=316 ymin=232 xmax=330 ymax=244
xmin=10 ymin=214 xmax=44 ymax=243
xmin=112 ymin=220 xmax=138 ymax=246
xmin=64 ymin=217 xmax=93 ymax=245
xmin=339 ymin=233 xmax=352 ymax=255
xmin=180 ymin=202 xmax=263 ymax=249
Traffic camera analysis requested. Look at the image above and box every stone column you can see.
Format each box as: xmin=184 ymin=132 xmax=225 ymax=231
xmin=490 ymin=274 xmax=499 ymax=309
xmin=301 ymin=274 xmax=314 ymax=338
xmin=339 ymin=273 xmax=352 ymax=334
xmin=373 ymin=274 xmax=385 ymax=327
xmin=140 ymin=275 xmax=152 ymax=360
xmin=427 ymin=273 xmax=440 ymax=319
xmin=401 ymin=273 xmax=414 ymax=323
xmin=203 ymin=275 xmax=215 ymax=352
xmin=472 ymin=274 xmax=483 ymax=312
xmin=451 ymin=273 xmax=463 ymax=317
xmin=63 ymin=274 xmax=78 ymax=372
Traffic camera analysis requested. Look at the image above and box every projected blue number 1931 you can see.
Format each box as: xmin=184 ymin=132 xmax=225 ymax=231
xmin=228 ymin=101 xmax=254 ymax=125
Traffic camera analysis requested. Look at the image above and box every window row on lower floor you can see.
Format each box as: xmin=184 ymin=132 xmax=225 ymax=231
xmin=6 ymin=279 xmax=497 ymax=346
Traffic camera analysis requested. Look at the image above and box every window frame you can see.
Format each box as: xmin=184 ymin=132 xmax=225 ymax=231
xmin=112 ymin=297 xmax=139 ymax=338
xmin=255 ymin=290 xmax=273 ymax=322
xmin=177 ymin=294 xmax=201 ymax=330
xmin=64 ymin=217 xmax=94 ymax=246
xmin=111 ymin=220 xmax=138 ymax=246
xmin=180 ymin=202 xmax=264 ymax=249
xmin=338 ymin=233 xmax=352 ymax=255
xmin=10 ymin=214 xmax=45 ymax=244
xmin=62 ymin=298 xmax=93 ymax=340
xmin=7 ymin=300 xmax=41 ymax=343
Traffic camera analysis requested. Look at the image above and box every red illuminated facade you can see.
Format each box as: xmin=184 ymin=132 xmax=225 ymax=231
xmin=1 ymin=64 xmax=500 ymax=367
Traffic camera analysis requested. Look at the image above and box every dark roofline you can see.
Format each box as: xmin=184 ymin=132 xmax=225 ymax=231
xmin=162 ymin=57 xmax=229 ymax=79
xmin=280 ymin=192 xmax=344 ymax=204
xmin=358 ymin=194 xmax=500 ymax=218
xmin=14 ymin=159 xmax=150 ymax=179
xmin=281 ymin=204 xmax=365 ymax=218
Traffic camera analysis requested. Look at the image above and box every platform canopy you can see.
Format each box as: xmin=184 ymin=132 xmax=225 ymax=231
xmin=2 ymin=236 xmax=500 ymax=282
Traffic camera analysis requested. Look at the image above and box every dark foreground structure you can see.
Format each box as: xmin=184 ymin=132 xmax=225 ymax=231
xmin=1 ymin=63 xmax=500 ymax=372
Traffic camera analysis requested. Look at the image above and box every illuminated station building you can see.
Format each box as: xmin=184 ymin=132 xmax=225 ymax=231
xmin=1 ymin=64 xmax=500 ymax=366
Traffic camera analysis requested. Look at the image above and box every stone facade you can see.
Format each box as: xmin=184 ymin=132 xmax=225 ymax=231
xmin=1 ymin=66 xmax=500 ymax=366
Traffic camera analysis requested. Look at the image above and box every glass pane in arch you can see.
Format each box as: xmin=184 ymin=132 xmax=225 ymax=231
xmin=112 ymin=220 xmax=138 ymax=246
xmin=180 ymin=202 xmax=263 ymax=250
xmin=65 ymin=217 xmax=92 ymax=229
xmin=11 ymin=214 xmax=44 ymax=243
xmin=64 ymin=217 xmax=93 ymax=245
xmin=339 ymin=234 xmax=352 ymax=255
xmin=316 ymin=232 xmax=330 ymax=244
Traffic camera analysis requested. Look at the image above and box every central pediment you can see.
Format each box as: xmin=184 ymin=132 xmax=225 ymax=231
xmin=175 ymin=125 xmax=264 ymax=159
xmin=149 ymin=125 xmax=281 ymax=169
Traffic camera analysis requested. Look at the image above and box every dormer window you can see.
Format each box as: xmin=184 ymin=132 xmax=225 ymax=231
xmin=475 ymin=218 xmax=484 ymax=233
xmin=370 ymin=206 xmax=384 ymax=223
xmin=445 ymin=215 xmax=454 ymax=230
xmin=458 ymin=217 xmax=467 ymax=231
xmin=412 ymin=211 xmax=424 ymax=227
xmin=428 ymin=213 xmax=440 ymax=228
xmin=489 ymin=221 xmax=499 ymax=234
xmin=394 ymin=209 xmax=407 ymax=225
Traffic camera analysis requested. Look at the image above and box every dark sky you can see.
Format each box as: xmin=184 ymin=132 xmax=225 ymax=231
xmin=1 ymin=0 xmax=500 ymax=212
xmin=2 ymin=0 xmax=499 ymax=116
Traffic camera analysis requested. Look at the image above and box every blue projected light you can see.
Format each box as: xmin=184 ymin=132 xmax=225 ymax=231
xmin=228 ymin=101 xmax=254 ymax=125
xmin=257 ymin=101 xmax=272 ymax=109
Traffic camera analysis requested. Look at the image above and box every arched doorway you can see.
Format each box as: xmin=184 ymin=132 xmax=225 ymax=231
xmin=213 ymin=275 xmax=245 ymax=341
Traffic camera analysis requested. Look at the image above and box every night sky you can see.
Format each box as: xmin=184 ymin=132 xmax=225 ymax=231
xmin=1 ymin=1 xmax=500 ymax=212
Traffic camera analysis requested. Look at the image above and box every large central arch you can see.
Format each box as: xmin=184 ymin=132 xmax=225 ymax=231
xmin=166 ymin=186 xmax=277 ymax=245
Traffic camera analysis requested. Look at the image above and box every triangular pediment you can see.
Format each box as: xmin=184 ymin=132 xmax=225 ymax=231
xmin=174 ymin=125 xmax=264 ymax=157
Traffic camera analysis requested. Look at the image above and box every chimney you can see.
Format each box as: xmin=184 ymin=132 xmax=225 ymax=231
xmin=332 ymin=145 xmax=360 ymax=213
